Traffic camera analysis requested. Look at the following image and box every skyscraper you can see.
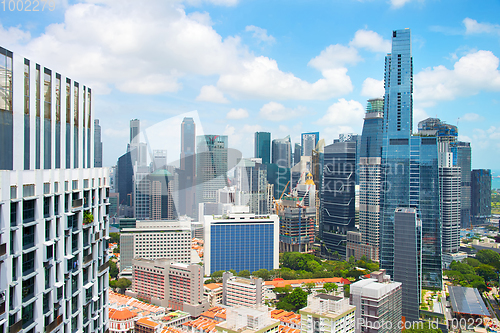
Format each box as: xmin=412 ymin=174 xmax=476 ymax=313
xmin=0 ymin=45 xmax=110 ymax=332
xmin=180 ymin=117 xmax=196 ymax=216
xmin=234 ymin=158 xmax=272 ymax=215
xmin=130 ymin=118 xmax=140 ymax=144
xmin=452 ymin=141 xmax=472 ymax=228
xmin=358 ymin=98 xmax=384 ymax=261
xmin=301 ymin=132 xmax=319 ymax=157
xmin=380 ymin=29 xmax=442 ymax=289
xmin=294 ymin=143 xmax=302 ymax=165
xmin=94 ymin=119 xmax=103 ymax=167
xmin=255 ymin=132 xmax=271 ymax=165
xmin=272 ymin=135 xmax=292 ymax=168
xmin=321 ymin=141 xmax=357 ymax=258
xmin=471 ymin=169 xmax=492 ymax=225
xmin=196 ymin=135 xmax=228 ymax=205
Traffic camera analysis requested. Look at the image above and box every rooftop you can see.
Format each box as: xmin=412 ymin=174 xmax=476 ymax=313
xmin=137 ymin=317 xmax=161 ymax=328
xmin=109 ymin=308 xmax=137 ymax=321
xmin=448 ymin=286 xmax=490 ymax=316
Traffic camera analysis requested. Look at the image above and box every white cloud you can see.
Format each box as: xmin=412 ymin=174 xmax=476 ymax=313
xmin=413 ymin=108 xmax=429 ymax=126
xmin=223 ymin=124 xmax=262 ymax=149
xmin=389 ymin=0 xmax=413 ymax=8
xmin=316 ymin=99 xmax=364 ymax=126
xmin=245 ymin=25 xmax=275 ymax=44
xmin=117 ymin=73 xmax=181 ymax=94
xmin=0 ymin=24 xmax=31 ymax=46
xmin=414 ymin=50 xmax=500 ymax=107
xmin=361 ymin=78 xmax=384 ymax=97
xmin=463 ymin=18 xmax=500 ymax=35
xmin=462 ymin=113 xmax=484 ymax=122
xmin=185 ymin=0 xmax=239 ymax=6
xmin=196 ymin=85 xmax=230 ymax=103
xmin=218 ymin=56 xmax=353 ymax=100
xmin=308 ymin=44 xmax=361 ymax=70
xmin=226 ymin=108 xmax=249 ymax=119
xmin=103 ymin=127 xmax=129 ymax=138
xmin=349 ymin=29 xmax=391 ymax=53
xmin=259 ymin=102 xmax=303 ymax=121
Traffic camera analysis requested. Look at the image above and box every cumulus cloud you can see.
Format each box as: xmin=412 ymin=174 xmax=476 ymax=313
xmin=245 ymin=25 xmax=275 ymax=44
xmin=316 ymin=99 xmax=364 ymax=126
xmin=463 ymin=18 xmax=500 ymax=35
xmin=389 ymin=0 xmax=413 ymax=8
xmin=414 ymin=50 xmax=500 ymax=107
xmin=226 ymin=108 xmax=249 ymax=119
xmin=196 ymin=85 xmax=230 ymax=103
xmin=223 ymin=123 xmax=262 ymax=149
xmin=259 ymin=102 xmax=304 ymax=121
xmin=461 ymin=113 xmax=484 ymax=122
xmin=349 ymin=29 xmax=391 ymax=53
xmin=219 ymin=56 xmax=353 ymax=100
xmin=361 ymin=78 xmax=385 ymax=97
xmin=309 ymin=44 xmax=361 ymax=70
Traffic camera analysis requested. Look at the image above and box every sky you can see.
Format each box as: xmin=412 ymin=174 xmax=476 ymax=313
xmin=1 ymin=0 xmax=500 ymax=171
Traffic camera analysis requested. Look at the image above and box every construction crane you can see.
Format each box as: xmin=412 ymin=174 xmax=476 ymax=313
xmin=273 ymin=181 xmax=290 ymax=214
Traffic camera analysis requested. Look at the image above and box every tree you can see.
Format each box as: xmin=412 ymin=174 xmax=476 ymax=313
xmin=476 ymin=249 xmax=500 ymax=266
xmin=109 ymin=232 xmax=120 ymax=245
xmin=307 ymin=260 xmax=322 ymax=273
xmin=252 ymin=269 xmax=270 ymax=280
xmin=286 ymin=288 xmax=308 ymax=311
xmin=116 ymin=278 xmax=131 ymax=293
xmin=323 ymin=282 xmax=338 ymax=294
xmin=344 ymin=284 xmax=350 ymax=297
xmin=475 ymin=264 xmax=497 ymax=282
xmin=304 ymin=282 xmax=316 ymax=294
xmin=211 ymin=271 xmax=224 ymax=283
xmin=348 ymin=256 xmax=356 ymax=265
xmin=113 ymin=245 xmax=120 ymax=254
xmin=238 ymin=270 xmax=251 ymax=278
xmin=109 ymin=261 xmax=119 ymax=279
xmin=109 ymin=279 xmax=117 ymax=289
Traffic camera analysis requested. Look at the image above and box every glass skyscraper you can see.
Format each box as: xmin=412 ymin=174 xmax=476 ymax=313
xmin=301 ymin=132 xmax=319 ymax=157
xmin=272 ymin=135 xmax=292 ymax=168
xmin=380 ymin=29 xmax=442 ymax=289
xmin=196 ymin=135 xmax=228 ymax=204
xmin=255 ymin=132 xmax=271 ymax=165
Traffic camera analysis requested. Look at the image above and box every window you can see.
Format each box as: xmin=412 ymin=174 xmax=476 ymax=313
xmin=23 ymin=200 xmax=36 ymax=223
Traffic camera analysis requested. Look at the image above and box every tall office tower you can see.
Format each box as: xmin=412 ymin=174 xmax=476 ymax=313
xmin=255 ymin=132 xmax=271 ymax=164
xmin=471 ymin=169 xmax=492 ymax=225
xmin=272 ymin=135 xmax=292 ymax=168
xmin=350 ymin=270 xmax=402 ymax=333
xmin=234 ymin=158 xmax=271 ymax=215
xmin=301 ymin=132 xmax=319 ymax=157
xmin=133 ymin=166 xmax=151 ymax=220
xmin=151 ymin=150 xmax=167 ymax=172
xmin=150 ymin=169 xmax=176 ymax=220
xmin=203 ymin=213 xmax=279 ymax=275
xmin=418 ymin=118 xmax=461 ymax=254
xmin=130 ymin=119 xmax=140 ymax=144
xmin=117 ymin=151 xmax=134 ymax=207
xmin=337 ymin=134 xmax=361 ymax=185
xmin=357 ymin=98 xmax=384 ymax=261
xmin=380 ymin=29 xmax=441 ymax=288
xmin=294 ymin=143 xmax=302 ymax=165
xmin=94 ymin=119 xmax=103 ymax=167
xmin=321 ymin=141 xmax=357 ymax=258
xmin=180 ymin=117 xmax=196 ymax=217
xmin=0 ymin=46 xmax=110 ymax=333
xmin=452 ymin=141 xmax=472 ymax=228
xmin=196 ymin=135 xmax=228 ymax=206
xmin=279 ymin=173 xmax=316 ymax=252
xmin=393 ymin=208 xmax=421 ymax=322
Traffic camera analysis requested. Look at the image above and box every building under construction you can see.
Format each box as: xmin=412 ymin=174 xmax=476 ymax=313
xmin=277 ymin=172 xmax=316 ymax=252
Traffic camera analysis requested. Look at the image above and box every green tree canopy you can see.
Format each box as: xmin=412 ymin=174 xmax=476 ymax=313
xmin=285 ymin=287 xmax=308 ymax=311
xmin=475 ymin=264 xmax=497 ymax=282
xmin=116 ymin=278 xmax=132 ymax=292
xmin=109 ymin=232 xmax=120 ymax=244
xmin=323 ymin=282 xmax=338 ymax=294
xmin=303 ymin=282 xmax=316 ymax=294
xmin=476 ymin=249 xmax=500 ymax=265
xmin=109 ymin=261 xmax=119 ymax=279
xmin=252 ymin=269 xmax=270 ymax=280
xmin=238 ymin=270 xmax=251 ymax=278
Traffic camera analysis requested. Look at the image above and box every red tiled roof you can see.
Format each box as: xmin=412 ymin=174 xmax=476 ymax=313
xmin=109 ymin=308 xmax=137 ymax=321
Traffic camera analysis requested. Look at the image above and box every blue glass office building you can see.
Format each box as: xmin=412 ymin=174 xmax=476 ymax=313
xmin=380 ymin=29 xmax=442 ymax=289
xmin=255 ymin=132 xmax=271 ymax=164
xmin=204 ymin=214 xmax=279 ymax=275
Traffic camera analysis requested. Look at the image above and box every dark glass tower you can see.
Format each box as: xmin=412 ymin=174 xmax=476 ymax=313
xmin=301 ymin=132 xmax=320 ymax=157
xmin=380 ymin=29 xmax=442 ymax=289
xmin=272 ymin=135 xmax=291 ymax=168
xmin=321 ymin=141 xmax=357 ymax=258
xmin=471 ymin=169 xmax=491 ymax=225
xmin=255 ymin=132 xmax=271 ymax=164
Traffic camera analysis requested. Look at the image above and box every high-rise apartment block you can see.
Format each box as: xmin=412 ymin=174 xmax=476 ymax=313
xmin=222 ymin=272 xmax=263 ymax=307
xmin=255 ymin=132 xmax=271 ymax=165
xmin=120 ymin=220 xmax=192 ymax=270
xmin=203 ymin=213 xmax=279 ymax=275
xmin=0 ymin=46 xmax=110 ymax=333
xmin=321 ymin=141 xmax=357 ymax=258
xmin=300 ymin=293 xmax=356 ymax=333
xmin=132 ymin=258 xmax=208 ymax=317
xmin=350 ymin=270 xmax=402 ymax=333
xmin=380 ymin=29 xmax=442 ymax=289
xmin=471 ymin=169 xmax=492 ymax=225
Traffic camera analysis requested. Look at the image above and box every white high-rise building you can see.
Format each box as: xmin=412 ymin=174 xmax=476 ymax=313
xmin=0 ymin=46 xmax=110 ymax=333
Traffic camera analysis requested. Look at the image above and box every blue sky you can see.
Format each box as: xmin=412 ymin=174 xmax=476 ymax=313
xmin=1 ymin=0 xmax=500 ymax=171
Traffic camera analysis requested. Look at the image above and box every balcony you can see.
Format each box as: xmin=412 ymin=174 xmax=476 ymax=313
xmin=9 ymin=320 xmax=23 ymax=333
xmin=45 ymin=315 xmax=63 ymax=333
xmin=84 ymin=253 xmax=93 ymax=265
xmin=98 ymin=261 xmax=109 ymax=274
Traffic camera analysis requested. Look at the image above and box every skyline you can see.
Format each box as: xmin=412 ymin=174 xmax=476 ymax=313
xmin=2 ymin=0 xmax=500 ymax=169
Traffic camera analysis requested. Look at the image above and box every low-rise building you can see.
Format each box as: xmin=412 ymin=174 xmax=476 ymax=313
xmin=349 ymin=270 xmax=402 ymax=333
xmin=215 ymin=306 xmax=280 ymax=333
xmin=270 ymin=309 xmax=301 ymax=330
xmin=136 ymin=317 xmax=163 ymax=333
xmin=222 ymin=272 xmax=263 ymax=307
xmin=299 ymin=294 xmax=356 ymax=333
xmin=204 ymin=283 xmax=223 ymax=306
xmin=109 ymin=308 xmax=138 ymax=333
